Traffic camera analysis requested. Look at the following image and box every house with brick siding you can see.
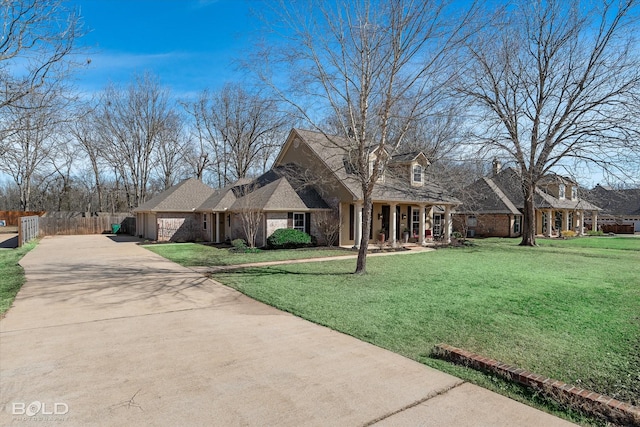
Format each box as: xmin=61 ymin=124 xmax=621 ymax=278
xmin=134 ymin=178 xmax=216 ymax=242
xmin=135 ymin=128 xmax=460 ymax=246
xmin=583 ymin=185 xmax=640 ymax=233
xmin=453 ymin=161 xmax=601 ymax=238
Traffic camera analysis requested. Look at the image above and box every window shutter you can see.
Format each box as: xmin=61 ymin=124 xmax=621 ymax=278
xmin=305 ymin=213 xmax=311 ymax=234
xmin=349 ymin=204 xmax=354 ymax=240
xmin=287 ymin=212 xmax=293 ymax=228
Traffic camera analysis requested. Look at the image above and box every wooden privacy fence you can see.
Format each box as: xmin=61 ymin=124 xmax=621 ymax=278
xmin=601 ymin=224 xmax=635 ymax=234
xmin=39 ymin=215 xmax=135 ymax=236
xmin=18 ymin=215 xmax=40 ymax=247
xmin=0 ymin=210 xmax=45 ymax=226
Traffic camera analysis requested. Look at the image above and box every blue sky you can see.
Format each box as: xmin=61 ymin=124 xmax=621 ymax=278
xmin=71 ymin=0 xmax=261 ymax=98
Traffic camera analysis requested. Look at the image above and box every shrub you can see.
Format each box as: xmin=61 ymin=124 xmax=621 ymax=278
xmin=267 ymin=228 xmax=312 ymax=249
xmin=561 ymin=230 xmax=577 ymax=238
xmin=587 ymin=230 xmax=604 ymax=236
xmin=229 ymin=238 xmax=247 ymax=253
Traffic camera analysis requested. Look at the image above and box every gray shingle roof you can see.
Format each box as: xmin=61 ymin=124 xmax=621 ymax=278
xmin=229 ymin=166 xmax=330 ymax=211
xmin=292 ymin=128 xmax=458 ymax=205
xmin=583 ymin=185 xmax=640 ymax=215
xmin=133 ymin=178 xmax=215 ymax=213
xmin=198 ymin=180 xmax=245 ymax=212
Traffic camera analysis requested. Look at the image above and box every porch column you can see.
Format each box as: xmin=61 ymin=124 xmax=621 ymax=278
xmin=592 ymin=210 xmax=598 ymax=232
xmin=576 ymin=211 xmax=583 ymax=235
xmin=545 ymin=210 xmax=553 ymax=237
xmin=564 ymin=209 xmax=570 ymax=232
xmin=354 ymin=202 xmax=363 ymax=248
xmin=215 ymin=213 xmax=220 ymax=243
xmin=444 ymin=205 xmax=452 ymax=244
xmin=390 ymin=203 xmax=397 ymax=247
xmin=419 ymin=204 xmax=426 ymax=245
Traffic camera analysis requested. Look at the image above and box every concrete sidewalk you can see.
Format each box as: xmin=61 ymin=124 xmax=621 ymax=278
xmin=0 ymin=235 xmax=574 ymax=426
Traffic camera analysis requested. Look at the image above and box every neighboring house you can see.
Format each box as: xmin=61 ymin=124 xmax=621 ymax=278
xmin=134 ymin=128 xmax=460 ymax=246
xmin=453 ymin=161 xmax=601 ymax=237
xmin=583 ymin=185 xmax=640 ymax=233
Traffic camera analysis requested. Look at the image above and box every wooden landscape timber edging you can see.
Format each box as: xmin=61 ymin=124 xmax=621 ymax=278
xmin=432 ymin=344 xmax=640 ymax=426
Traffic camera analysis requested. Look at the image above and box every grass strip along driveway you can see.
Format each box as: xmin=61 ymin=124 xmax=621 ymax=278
xmin=148 ymin=238 xmax=639 ymax=424
xmin=144 ymin=243 xmax=352 ymax=267
xmin=0 ymin=241 xmax=37 ymax=315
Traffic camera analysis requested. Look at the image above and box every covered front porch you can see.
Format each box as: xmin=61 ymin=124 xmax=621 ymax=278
xmin=339 ymin=201 xmax=454 ymax=247
xmin=536 ymin=208 xmax=597 ymax=237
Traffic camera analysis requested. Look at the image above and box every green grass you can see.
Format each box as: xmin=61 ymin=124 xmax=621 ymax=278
xmin=143 ymin=243 xmax=353 ymax=267
xmin=209 ymin=237 xmax=639 ymax=424
xmin=0 ymin=241 xmax=37 ymax=315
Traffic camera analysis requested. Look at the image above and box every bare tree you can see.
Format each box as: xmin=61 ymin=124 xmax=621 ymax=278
xmin=94 ymin=73 xmax=177 ymax=208
xmin=233 ymin=182 xmax=265 ymax=248
xmin=252 ymin=0 xmax=478 ymax=273
xmin=49 ymin=134 xmax=78 ymax=211
xmin=239 ymin=207 xmax=264 ymax=249
xmin=0 ymin=0 xmax=82 ymax=110
xmin=457 ymin=0 xmax=640 ymax=246
xmin=69 ymin=106 xmax=106 ymax=211
xmin=185 ymin=84 xmax=290 ymax=187
xmin=0 ymin=85 xmax=63 ymax=210
xmin=183 ymin=128 xmax=210 ymax=181
xmin=315 ymin=209 xmax=340 ymax=246
xmin=153 ymin=110 xmax=190 ymax=189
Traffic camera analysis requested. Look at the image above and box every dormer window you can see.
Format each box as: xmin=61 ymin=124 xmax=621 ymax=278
xmin=571 ymin=186 xmax=577 ymax=200
xmin=559 ymin=184 xmax=566 ymax=199
xmin=413 ymin=165 xmax=423 ymax=183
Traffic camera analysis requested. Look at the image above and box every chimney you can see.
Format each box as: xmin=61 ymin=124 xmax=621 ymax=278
xmin=492 ymin=158 xmax=501 ymax=176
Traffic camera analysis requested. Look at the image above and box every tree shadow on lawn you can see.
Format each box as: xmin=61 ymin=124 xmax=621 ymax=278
xmin=212 ymin=265 xmax=354 ymax=279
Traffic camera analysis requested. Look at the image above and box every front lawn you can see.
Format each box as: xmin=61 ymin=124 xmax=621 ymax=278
xmin=143 ymin=243 xmax=352 ymax=267
xmin=211 ymin=237 xmax=639 ymax=423
xmin=0 ymin=241 xmax=37 ymax=315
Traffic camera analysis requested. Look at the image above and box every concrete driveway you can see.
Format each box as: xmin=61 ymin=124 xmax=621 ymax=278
xmin=0 ymin=235 xmax=574 ymax=426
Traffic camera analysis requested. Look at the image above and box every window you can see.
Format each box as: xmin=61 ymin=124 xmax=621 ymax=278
xmin=467 ymin=215 xmax=477 ymax=227
xmin=433 ymin=214 xmax=442 ymax=237
xmin=203 ymin=214 xmax=207 ymax=230
xmin=559 ymin=184 xmax=566 ymax=199
xmin=514 ymin=215 xmax=521 ymax=234
xmin=413 ymin=165 xmax=422 ymax=183
xmin=293 ymin=212 xmax=305 ymax=232
xmin=571 ymin=186 xmax=577 ymax=200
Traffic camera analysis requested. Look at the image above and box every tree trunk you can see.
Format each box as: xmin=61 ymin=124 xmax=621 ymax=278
xmin=355 ymin=199 xmax=372 ymax=274
xmin=520 ymin=180 xmax=537 ymax=246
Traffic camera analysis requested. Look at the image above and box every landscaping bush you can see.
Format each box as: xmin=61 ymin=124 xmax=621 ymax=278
xmin=229 ymin=238 xmax=261 ymax=254
xmin=560 ymin=230 xmax=576 ymax=238
xmin=229 ymin=238 xmax=248 ymax=253
xmin=267 ymin=228 xmax=312 ymax=249
xmin=587 ymin=230 xmax=604 ymax=236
